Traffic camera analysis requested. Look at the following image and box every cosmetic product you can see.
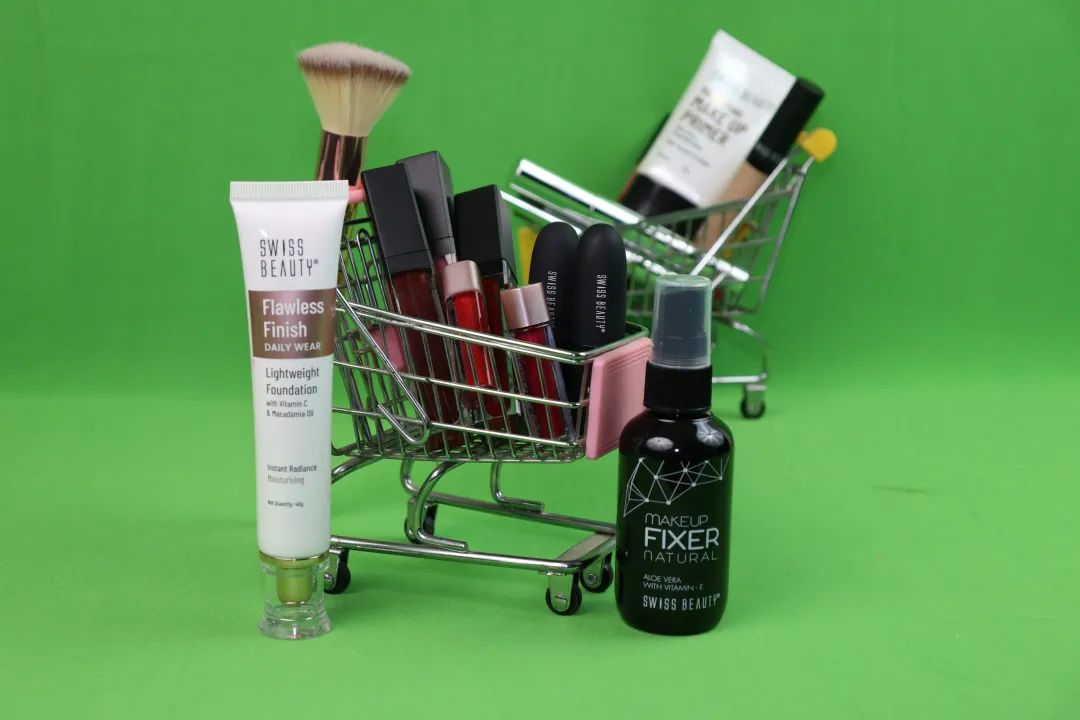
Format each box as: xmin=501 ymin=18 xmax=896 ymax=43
xmin=564 ymin=224 xmax=627 ymax=406
xmin=527 ymin=221 xmax=579 ymax=348
xmin=622 ymin=32 xmax=794 ymax=218
xmin=399 ymin=151 xmax=456 ymax=275
xmin=440 ymin=260 xmax=496 ymax=411
xmin=584 ymin=337 xmax=651 ymax=459
xmin=230 ymin=180 xmax=348 ymax=640
xmin=501 ymin=284 xmax=572 ymax=440
xmin=616 ymin=274 xmax=734 ymax=635
xmin=362 ymin=163 xmax=460 ymax=443
xmin=297 ymin=42 xmax=410 ymax=212
xmin=454 ymin=185 xmax=517 ymax=403
xmin=700 ymin=77 xmax=825 ymax=249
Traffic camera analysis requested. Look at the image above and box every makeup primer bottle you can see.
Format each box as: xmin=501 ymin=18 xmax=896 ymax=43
xmin=615 ymin=274 xmax=734 ymax=635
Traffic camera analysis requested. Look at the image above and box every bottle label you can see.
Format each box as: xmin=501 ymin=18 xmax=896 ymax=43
xmin=618 ymin=454 xmax=731 ymax=617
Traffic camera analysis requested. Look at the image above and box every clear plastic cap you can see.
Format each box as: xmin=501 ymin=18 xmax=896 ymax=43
xmin=259 ymin=554 xmax=332 ymax=640
xmin=650 ymin=274 xmax=712 ymax=369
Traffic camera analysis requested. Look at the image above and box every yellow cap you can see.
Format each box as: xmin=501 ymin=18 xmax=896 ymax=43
xmin=797 ymin=128 xmax=838 ymax=162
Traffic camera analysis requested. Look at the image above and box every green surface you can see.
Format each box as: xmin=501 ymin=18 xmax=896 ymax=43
xmin=2 ymin=0 xmax=1078 ymax=717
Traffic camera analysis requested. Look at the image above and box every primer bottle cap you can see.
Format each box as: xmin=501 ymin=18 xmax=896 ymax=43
xmin=748 ymin=77 xmax=825 ymax=174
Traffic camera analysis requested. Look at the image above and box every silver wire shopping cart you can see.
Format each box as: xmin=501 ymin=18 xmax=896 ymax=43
xmin=503 ymin=128 xmax=836 ymax=419
xmin=326 ymin=216 xmax=647 ymax=615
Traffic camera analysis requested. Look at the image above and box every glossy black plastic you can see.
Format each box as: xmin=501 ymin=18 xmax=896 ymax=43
xmin=616 ymin=408 xmax=734 ymax=635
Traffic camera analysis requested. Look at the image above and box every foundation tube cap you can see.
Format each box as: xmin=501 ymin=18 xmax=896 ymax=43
xmin=440 ymin=260 xmax=482 ymax=302
xmin=748 ymin=78 xmax=825 ymax=174
xmin=500 ymin=283 xmax=549 ymax=330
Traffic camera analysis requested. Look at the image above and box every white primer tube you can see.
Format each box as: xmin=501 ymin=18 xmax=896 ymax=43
xmin=638 ymin=31 xmax=795 ymax=207
xmin=230 ymin=180 xmax=348 ymax=640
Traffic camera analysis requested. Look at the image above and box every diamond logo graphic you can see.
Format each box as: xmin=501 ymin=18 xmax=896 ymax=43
xmin=622 ymin=457 xmax=727 ymax=517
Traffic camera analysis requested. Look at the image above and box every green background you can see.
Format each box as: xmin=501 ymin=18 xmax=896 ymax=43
xmin=2 ymin=0 xmax=1078 ymax=717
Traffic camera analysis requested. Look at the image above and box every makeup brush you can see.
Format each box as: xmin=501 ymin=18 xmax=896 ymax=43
xmin=297 ymin=42 xmax=411 ymax=193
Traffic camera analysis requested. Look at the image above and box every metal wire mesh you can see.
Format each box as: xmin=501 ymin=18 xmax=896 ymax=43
xmin=331 ymin=216 xmax=647 ymax=464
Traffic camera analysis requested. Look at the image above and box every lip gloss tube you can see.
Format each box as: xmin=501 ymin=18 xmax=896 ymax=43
xmin=362 ymin=163 xmax=461 ymax=446
xmin=441 ymin=260 xmax=497 ymax=413
xmin=454 ymin=185 xmax=517 ymax=406
xmin=501 ymin=284 xmax=572 ymax=441
xmin=399 ymin=151 xmax=457 ymax=277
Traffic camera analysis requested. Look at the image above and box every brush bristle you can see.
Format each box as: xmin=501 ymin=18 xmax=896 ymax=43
xmin=297 ymin=42 xmax=411 ymax=137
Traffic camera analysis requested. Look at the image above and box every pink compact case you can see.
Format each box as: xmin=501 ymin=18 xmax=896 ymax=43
xmin=584 ymin=337 xmax=652 ymax=459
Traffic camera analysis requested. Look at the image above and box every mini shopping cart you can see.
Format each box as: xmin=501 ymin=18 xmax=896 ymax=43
xmin=326 ymin=215 xmax=647 ymax=615
xmin=503 ymin=128 xmax=836 ymax=419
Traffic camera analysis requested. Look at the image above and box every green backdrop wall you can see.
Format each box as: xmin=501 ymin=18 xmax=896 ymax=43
xmin=5 ymin=0 xmax=1078 ymax=394
xmin=2 ymin=1 xmax=1078 ymax=718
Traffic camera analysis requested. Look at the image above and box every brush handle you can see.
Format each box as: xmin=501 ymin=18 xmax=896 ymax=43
xmin=315 ymin=131 xmax=366 ymax=186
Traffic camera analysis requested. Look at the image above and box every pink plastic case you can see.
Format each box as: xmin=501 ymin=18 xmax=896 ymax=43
xmin=585 ymin=337 xmax=652 ymax=459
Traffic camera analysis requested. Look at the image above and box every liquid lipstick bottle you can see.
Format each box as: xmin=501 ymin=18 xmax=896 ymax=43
xmin=361 ymin=163 xmax=460 ymax=444
xmin=500 ymin=284 xmax=571 ymax=441
xmin=440 ymin=260 xmax=496 ymax=413
xmin=454 ymin=185 xmax=517 ymax=407
xmin=616 ymin=274 xmax=734 ymax=635
xmin=399 ymin=151 xmax=457 ymax=276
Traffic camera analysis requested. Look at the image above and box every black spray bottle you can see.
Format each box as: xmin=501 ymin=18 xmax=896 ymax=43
xmin=615 ymin=274 xmax=734 ymax=635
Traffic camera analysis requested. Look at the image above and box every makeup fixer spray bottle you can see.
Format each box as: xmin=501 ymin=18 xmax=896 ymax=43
xmin=616 ymin=274 xmax=734 ymax=635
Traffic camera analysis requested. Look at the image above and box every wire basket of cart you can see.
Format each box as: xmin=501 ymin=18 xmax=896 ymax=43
xmin=327 ymin=214 xmax=647 ymax=615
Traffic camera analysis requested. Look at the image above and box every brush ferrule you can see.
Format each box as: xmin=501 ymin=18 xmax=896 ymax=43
xmin=315 ymin=131 xmax=366 ymax=185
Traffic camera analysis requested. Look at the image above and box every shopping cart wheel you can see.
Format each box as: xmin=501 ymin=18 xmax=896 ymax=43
xmin=404 ymin=504 xmax=439 ymax=544
xmin=545 ymin=575 xmax=583 ymax=616
xmin=324 ymin=549 xmax=351 ymax=595
xmin=740 ymin=397 xmax=766 ymax=419
xmin=740 ymin=384 xmax=767 ymax=419
xmin=580 ymin=555 xmax=614 ymax=594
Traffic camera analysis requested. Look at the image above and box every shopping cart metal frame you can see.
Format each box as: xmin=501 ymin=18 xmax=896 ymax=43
xmin=504 ymin=136 xmax=830 ymax=419
xmin=326 ymin=216 xmax=646 ymax=615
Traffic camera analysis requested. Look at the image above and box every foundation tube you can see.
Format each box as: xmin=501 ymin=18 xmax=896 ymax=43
xmin=230 ymin=180 xmax=348 ymax=640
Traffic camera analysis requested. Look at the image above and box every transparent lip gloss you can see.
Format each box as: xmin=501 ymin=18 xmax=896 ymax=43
xmin=500 ymin=283 xmax=572 ymax=441
xmin=441 ymin=260 xmax=497 ymax=412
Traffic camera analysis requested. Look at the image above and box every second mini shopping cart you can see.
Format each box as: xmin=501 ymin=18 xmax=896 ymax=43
xmin=504 ymin=128 xmax=836 ymax=419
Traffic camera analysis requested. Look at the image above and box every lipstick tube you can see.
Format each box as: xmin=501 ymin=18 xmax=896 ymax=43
xmin=362 ymin=163 xmax=461 ymax=446
xmin=441 ymin=260 xmax=498 ymax=414
xmin=527 ymin=221 xmax=579 ymax=349
xmin=455 ymin=186 xmax=518 ymax=404
xmin=564 ymin=224 xmax=627 ymax=409
xmin=501 ymin=284 xmax=571 ymax=441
